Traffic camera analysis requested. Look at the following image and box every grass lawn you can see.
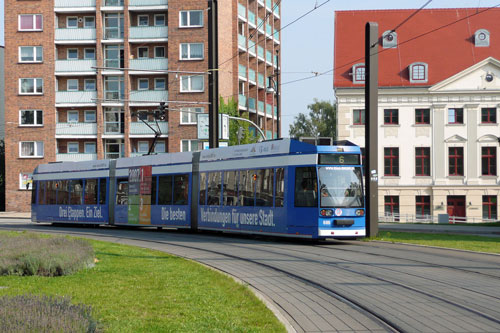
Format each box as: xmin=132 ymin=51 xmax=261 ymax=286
xmin=372 ymin=231 xmax=500 ymax=254
xmin=0 ymin=232 xmax=285 ymax=332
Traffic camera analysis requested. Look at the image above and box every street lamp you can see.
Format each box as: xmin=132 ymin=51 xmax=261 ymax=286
xmin=266 ymin=49 xmax=280 ymax=138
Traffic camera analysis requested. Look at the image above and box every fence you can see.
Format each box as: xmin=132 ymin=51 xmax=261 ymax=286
xmin=379 ymin=213 xmax=498 ymax=224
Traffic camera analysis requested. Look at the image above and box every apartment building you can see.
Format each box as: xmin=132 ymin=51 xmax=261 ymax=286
xmin=334 ymin=8 xmax=500 ymax=222
xmin=5 ymin=0 xmax=281 ymax=211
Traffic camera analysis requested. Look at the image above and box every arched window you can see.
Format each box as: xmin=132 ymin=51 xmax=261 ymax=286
xmin=352 ymin=63 xmax=365 ymax=84
xmin=409 ymin=62 xmax=428 ymax=83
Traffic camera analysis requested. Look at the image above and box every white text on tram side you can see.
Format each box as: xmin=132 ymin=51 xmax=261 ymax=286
xmin=200 ymin=208 xmax=275 ymax=227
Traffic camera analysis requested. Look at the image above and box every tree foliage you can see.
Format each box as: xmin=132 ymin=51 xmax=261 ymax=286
xmin=289 ymin=99 xmax=337 ymax=140
xmin=219 ymin=97 xmax=258 ymax=146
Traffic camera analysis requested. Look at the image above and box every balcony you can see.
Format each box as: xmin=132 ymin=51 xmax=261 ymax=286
xmin=130 ymin=26 xmax=168 ymax=42
xmin=238 ymin=64 xmax=247 ymax=80
xmin=274 ymin=106 xmax=278 ymax=117
xmin=257 ymin=73 xmax=265 ymax=88
xmin=273 ymin=4 xmax=280 ymax=18
xmin=248 ymin=97 xmax=256 ymax=113
xmin=273 ymin=28 xmax=280 ymax=44
xmin=257 ymin=18 xmax=264 ymax=34
xmin=248 ymin=40 xmax=256 ymax=56
xmin=54 ymin=0 xmax=96 ymax=12
xmin=130 ymin=58 xmax=168 ymax=73
xmin=266 ymin=130 xmax=272 ymax=140
xmin=129 ymin=0 xmax=168 ymax=11
xmin=238 ymin=94 xmax=247 ymax=109
xmin=258 ymin=101 xmax=265 ymax=114
xmin=257 ymin=46 xmax=264 ymax=61
xmin=56 ymin=123 xmax=97 ymax=137
xmin=248 ymin=69 xmax=256 ymax=84
xmin=55 ymin=60 xmax=97 ymax=75
xmin=248 ymin=10 xmax=256 ymax=27
xmin=101 ymin=0 xmax=124 ymax=11
xmin=265 ymin=23 xmax=273 ymax=38
xmin=130 ymin=121 xmax=168 ymax=136
xmin=56 ymin=153 xmax=97 ymax=162
xmin=266 ymin=103 xmax=273 ymax=117
xmin=55 ymin=28 xmax=96 ymax=44
xmin=238 ymin=3 xmax=247 ymax=21
xmin=266 ymin=50 xmax=273 ymax=66
xmin=130 ymin=90 xmax=168 ymax=106
xmin=56 ymin=91 xmax=97 ymax=105
xmin=238 ymin=34 xmax=247 ymax=51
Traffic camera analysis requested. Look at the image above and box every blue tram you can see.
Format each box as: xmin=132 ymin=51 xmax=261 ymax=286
xmin=31 ymin=139 xmax=365 ymax=239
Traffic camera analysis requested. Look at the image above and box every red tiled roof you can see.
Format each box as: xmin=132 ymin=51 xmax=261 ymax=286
xmin=334 ymin=8 xmax=500 ymax=88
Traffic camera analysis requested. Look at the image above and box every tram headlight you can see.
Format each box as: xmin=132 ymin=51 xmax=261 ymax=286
xmin=356 ymin=209 xmax=364 ymax=216
xmin=320 ymin=209 xmax=334 ymax=217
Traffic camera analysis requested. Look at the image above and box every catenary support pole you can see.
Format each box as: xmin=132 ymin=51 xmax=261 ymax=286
xmin=208 ymin=0 xmax=219 ymax=148
xmin=365 ymin=22 xmax=379 ymax=237
xmin=276 ymin=49 xmax=280 ymax=138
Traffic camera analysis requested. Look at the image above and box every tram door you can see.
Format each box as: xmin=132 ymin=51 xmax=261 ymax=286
xmin=447 ymin=196 xmax=466 ymax=218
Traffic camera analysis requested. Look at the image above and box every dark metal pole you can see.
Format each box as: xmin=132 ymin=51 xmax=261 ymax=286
xmin=365 ymin=22 xmax=379 ymax=237
xmin=208 ymin=0 xmax=219 ymax=148
xmin=276 ymin=49 xmax=280 ymax=138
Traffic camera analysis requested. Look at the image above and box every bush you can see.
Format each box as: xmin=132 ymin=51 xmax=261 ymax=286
xmin=0 ymin=233 xmax=95 ymax=276
xmin=0 ymin=294 xmax=98 ymax=332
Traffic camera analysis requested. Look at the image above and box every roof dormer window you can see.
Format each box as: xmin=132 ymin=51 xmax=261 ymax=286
xmin=352 ymin=63 xmax=365 ymax=84
xmin=409 ymin=62 xmax=428 ymax=83
xmin=475 ymin=29 xmax=490 ymax=47
xmin=382 ymin=30 xmax=397 ymax=48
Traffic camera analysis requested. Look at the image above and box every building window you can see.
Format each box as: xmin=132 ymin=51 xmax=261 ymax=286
xmin=137 ymin=110 xmax=148 ymax=121
xmin=384 ymin=196 xmax=399 ymax=216
xmin=84 ymin=79 xmax=96 ymax=91
xmin=154 ymin=46 xmax=165 ymax=58
xmin=155 ymin=141 xmax=166 ymax=153
xmin=67 ymin=79 xmax=79 ymax=91
xmin=353 ymin=109 xmax=365 ymax=125
xmin=19 ymin=141 xmax=44 ymax=158
xmin=180 ymin=43 xmax=204 ymax=60
xmin=448 ymin=108 xmax=464 ymax=124
xmin=181 ymin=139 xmax=200 ymax=152
xmin=138 ymin=78 xmax=149 ymax=90
xmin=84 ymin=16 xmax=95 ymax=28
xmin=482 ymin=196 xmax=497 ymax=219
xmin=181 ymin=107 xmax=204 ymax=124
xmin=85 ymin=142 xmax=96 ymax=154
xmin=85 ymin=110 xmax=96 ymax=123
xmin=415 ymin=147 xmax=430 ymax=176
xmin=67 ymin=49 xmax=78 ymax=59
xmin=138 ymin=15 xmax=149 ymax=26
xmin=104 ymin=13 xmax=124 ymax=39
xmin=138 ymin=141 xmax=149 ymax=153
xmin=352 ymin=63 xmax=365 ymax=84
xmin=138 ymin=47 xmax=148 ymax=58
xmin=154 ymin=78 xmax=166 ymax=90
xmin=67 ymin=16 xmax=78 ymax=28
xmin=409 ymin=62 xmax=428 ymax=83
xmin=382 ymin=30 xmax=397 ymax=48
xmin=416 ymin=196 xmax=431 ymax=217
xmin=19 ymin=14 xmax=43 ymax=31
xmin=475 ymin=29 xmax=490 ymax=47
xmin=68 ymin=142 xmax=79 ymax=153
xmin=384 ymin=109 xmax=399 ymax=125
xmin=67 ymin=111 xmax=79 ymax=123
xmin=481 ymin=108 xmax=497 ymax=123
xmin=481 ymin=147 xmax=497 ymax=176
xmin=154 ymin=14 xmax=165 ymax=26
xmin=449 ymin=147 xmax=464 ymax=176
xmin=179 ymin=10 xmax=203 ymax=28
xmin=384 ymin=148 xmax=399 ymax=176
xmin=415 ymin=108 xmax=430 ymax=124
xmin=19 ymin=78 xmax=43 ymax=95
xmin=84 ymin=48 xmax=96 ymax=60
xmin=19 ymin=46 xmax=42 ymax=63
xmin=180 ymin=75 xmax=204 ymax=92
xmin=19 ymin=172 xmax=33 ymax=190
xmin=20 ymin=110 xmax=43 ymax=126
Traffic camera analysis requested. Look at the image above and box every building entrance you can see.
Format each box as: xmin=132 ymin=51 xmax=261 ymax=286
xmin=447 ymin=196 xmax=466 ymax=219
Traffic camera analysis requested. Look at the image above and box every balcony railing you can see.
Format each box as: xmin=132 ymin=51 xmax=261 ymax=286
xmin=248 ymin=10 xmax=256 ymax=26
xmin=55 ymin=0 xmax=96 ymax=7
xmin=56 ymin=153 xmax=97 ymax=162
xmin=130 ymin=90 xmax=168 ymax=103
xmin=273 ymin=28 xmax=280 ymax=41
xmin=238 ymin=3 xmax=246 ymax=20
xmin=257 ymin=46 xmax=264 ymax=60
xmin=55 ymin=28 xmax=96 ymax=42
xmin=266 ymin=103 xmax=273 ymax=116
xmin=266 ymin=0 xmax=272 ymax=10
xmin=258 ymin=101 xmax=265 ymax=113
xmin=266 ymin=50 xmax=273 ymax=64
xmin=238 ymin=34 xmax=246 ymax=50
xmin=238 ymin=94 xmax=247 ymax=108
xmin=257 ymin=18 xmax=264 ymax=33
xmin=103 ymin=0 xmax=123 ymax=6
xmin=129 ymin=0 xmax=168 ymax=6
xmin=56 ymin=122 xmax=97 ymax=136
xmin=238 ymin=64 xmax=247 ymax=79
xmin=274 ymin=4 xmax=280 ymax=17
xmin=248 ymin=40 xmax=256 ymax=55
xmin=265 ymin=23 xmax=272 ymax=37
xmin=55 ymin=60 xmax=97 ymax=73
xmin=56 ymin=91 xmax=97 ymax=104
xmin=248 ymin=69 xmax=256 ymax=83
xmin=130 ymin=26 xmax=168 ymax=40
xmin=248 ymin=97 xmax=256 ymax=112
xmin=130 ymin=121 xmax=168 ymax=135
xmin=274 ymin=106 xmax=278 ymax=117
xmin=130 ymin=58 xmax=168 ymax=71
xmin=266 ymin=130 xmax=272 ymax=140
xmin=257 ymin=73 xmax=265 ymax=88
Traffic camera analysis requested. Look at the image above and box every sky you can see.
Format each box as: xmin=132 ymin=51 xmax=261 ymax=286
xmin=280 ymin=0 xmax=499 ymax=136
xmin=0 ymin=0 xmax=497 ymax=135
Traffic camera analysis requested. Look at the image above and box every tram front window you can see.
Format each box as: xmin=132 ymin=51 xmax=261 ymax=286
xmin=318 ymin=167 xmax=364 ymax=208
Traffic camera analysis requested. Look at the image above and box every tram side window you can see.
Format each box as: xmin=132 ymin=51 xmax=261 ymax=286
xmin=116 ymin=178 xmax=128 ymax=205
xmin=199 ymin=173 xmax=207 ymax=205
xmin=46 ymin=181 xmax=57 ymax=205
xmin=38 ymin=181 xmax=46 ymax=205
xmin=239 ymin=169 xmax=255 ymax=207
xmin=223 ymin=171 xmax=238 ymax=206
xmin=70 ymin=180 xmax=84 ymax=205
xmin=57 ymin=180 xmax=69 ymax=205
xmin=256 ymin=169 xmax=273 ymax=207
xmin=207 ymin=172 xmax=221 ymax=206
xmin=158 ymin=175 xmax=173 ymax=205
xmin=173 ymin=174 xmax=189 ymax=205
xmin=31 ymin=181 xmax=37 ymax=204
xmin=99 ymin=178 xmax=107 ymax=204
xmin=84 ymin=179 xmax=98 ymax=205
xmin=295 ymin=167 xmax=318 ymax=207
xmin=275 ymin=168 xmax=285 ymax=207
xmin=151 ymin=176 xmax=157 ymax=205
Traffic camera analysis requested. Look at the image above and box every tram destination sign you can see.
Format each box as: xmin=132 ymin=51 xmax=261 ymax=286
xmin=319 ymin=154 xmax=360 ymax=165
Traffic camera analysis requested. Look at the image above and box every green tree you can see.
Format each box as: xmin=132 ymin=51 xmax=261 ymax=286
xmin=219 ymin=97 xmax=258 ymax=146
xmin=289 ymin=99 xmax=337 ymax=140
